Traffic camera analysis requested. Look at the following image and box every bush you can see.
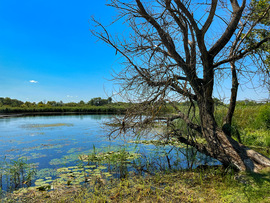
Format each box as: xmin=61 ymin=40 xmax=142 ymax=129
xmin=241 ymin=128 xmax=270 ymax=147
xmin=256 ymin=104 xmax=270 ymax=129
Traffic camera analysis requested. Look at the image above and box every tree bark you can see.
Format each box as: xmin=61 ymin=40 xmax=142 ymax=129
xmin=222 ymin=61 xmax=239 ymax=139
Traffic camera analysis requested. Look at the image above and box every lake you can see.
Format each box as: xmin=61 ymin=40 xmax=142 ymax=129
xmin=0 ymin=114 xmax=219 ymax=192
xmin=0 ymin=115 xmax=115 ymax=168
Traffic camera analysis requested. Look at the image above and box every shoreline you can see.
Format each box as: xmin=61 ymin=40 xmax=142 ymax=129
xmin=0 ymin=112 xmax=119 ymax=118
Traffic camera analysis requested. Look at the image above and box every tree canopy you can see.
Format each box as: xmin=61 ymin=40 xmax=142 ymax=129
xmin=92 ymin=0 xmax=270 ymax=171
xmin=245 ymin=0 xmax=270 ymax=85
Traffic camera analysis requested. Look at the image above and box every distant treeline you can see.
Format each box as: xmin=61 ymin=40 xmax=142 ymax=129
xmin=0 ymin=97 xmax=128 ymax=114
xmin=0 ymin=97 xmax=268 ymax=114
xmin=0 ymin=97 xmax=113 ymax=107
xmin=171 ymin=98 xmax=268 ymax=107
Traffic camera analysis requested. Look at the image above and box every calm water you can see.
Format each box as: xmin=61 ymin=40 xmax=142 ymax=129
xmin=0 ymin=114 xmax=219 ymax=191
xmin=0 ymin=115 xmax=120 ymax=169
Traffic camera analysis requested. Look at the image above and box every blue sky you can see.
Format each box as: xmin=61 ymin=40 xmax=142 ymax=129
xmin=0 ymin=0 xmax=120 ymax=102
xmin=0 ymin=0 xmax=268 ymax=103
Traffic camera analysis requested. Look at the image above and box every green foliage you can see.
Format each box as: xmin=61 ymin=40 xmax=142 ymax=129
xmin=203 ymin=102 xmax=270 ymax=149
xmin=230 ymin=103 xmax=270 ymax=149
xmin=0 ymin=97 xmax=126 ymax=114
xmin=0 ymin=97 xmax=24 ymax=107
xmin=232 ymin=105 xmax=261 ymax=129
xmin=213 ymin=98 xmax=225 ymax=106
xmin=79 ymin=145 xmax=141 ymax=179
xmin=241 ymin=128 xmax=270 ymax=147
xmin=250 ymin=0 xmax=270 ymax=26
xmin=87 ymin=97 xmax=112 ymax=106
xmin=245 ymin=0 xmax=270 ymax=68
xmin=256 ymin=103 xmax=270 ymax=128
xmin=0 ymin=104 xmax=128 ymax=114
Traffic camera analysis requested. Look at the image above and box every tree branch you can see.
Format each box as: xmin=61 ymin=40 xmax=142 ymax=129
xmin=213 ymin=37 xmax=270 ymax=68
xmin=201 ymin=0 xmax=218 ymax=35
xmin=209 ymin=0 xmax=246 ymax=58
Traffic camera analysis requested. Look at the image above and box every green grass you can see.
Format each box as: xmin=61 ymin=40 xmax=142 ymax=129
xmin=4 ymin=167 xmax=270 ymax=203
xmin=232 ymin=104 xmax=270 ymax=150
xmin=213 ymin=103 xmax=270 ymax=150
xmin=0 ymin=104 xmax=128 ymax=114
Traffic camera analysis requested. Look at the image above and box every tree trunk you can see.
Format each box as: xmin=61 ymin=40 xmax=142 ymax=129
xmin=222 ymin=60 xmax=240 ymax=141
xmin=197 ymin=99 xmax=270 ymax=172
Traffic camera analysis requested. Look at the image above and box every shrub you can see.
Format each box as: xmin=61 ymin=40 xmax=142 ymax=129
xmin=256 ymin=104 xmax=270 ymax=129
xmin=241 ymin=128 xmax=269 ymax=147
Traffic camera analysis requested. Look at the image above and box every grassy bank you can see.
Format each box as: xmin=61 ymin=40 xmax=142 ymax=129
xmin=0 ymin=104 xmax=128 ymax=115
xmin=4 ymin=167 xmax=270 ymax=203
xmin=214 ymin=103 xmax=270 ymax=150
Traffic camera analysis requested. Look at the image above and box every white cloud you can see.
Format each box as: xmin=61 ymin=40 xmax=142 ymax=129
xmin=29 ymin=80 xmax=38 ymax=83
xmin=67 ymin=95 xmax=78 ymax=98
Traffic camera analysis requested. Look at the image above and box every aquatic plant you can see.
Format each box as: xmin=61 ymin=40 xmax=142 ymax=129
xmin=79 ymin=145 xmax=141 ymax=179
xmin=0 ymin=157 xmax=36 ymax=192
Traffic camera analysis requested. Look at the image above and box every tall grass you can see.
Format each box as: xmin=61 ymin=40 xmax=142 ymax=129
xmin=214 ymin=103 xmax=270 ymax=150
xmin=0 ymin=158 xmax=36 ymax=193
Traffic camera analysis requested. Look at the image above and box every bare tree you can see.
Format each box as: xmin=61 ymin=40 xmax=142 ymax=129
xmin=91 ymin=0 xmax=270 ymax=172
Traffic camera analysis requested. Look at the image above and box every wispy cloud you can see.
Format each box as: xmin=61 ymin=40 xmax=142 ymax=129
xmin=29 ymin=80 xmax=38 ymax=84
xmin=67 ymin=95 xmax=78 ymax=98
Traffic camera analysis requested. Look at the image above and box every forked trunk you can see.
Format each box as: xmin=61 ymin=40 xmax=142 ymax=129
xmin=197 ymin=100 xmax=270 ymax=172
